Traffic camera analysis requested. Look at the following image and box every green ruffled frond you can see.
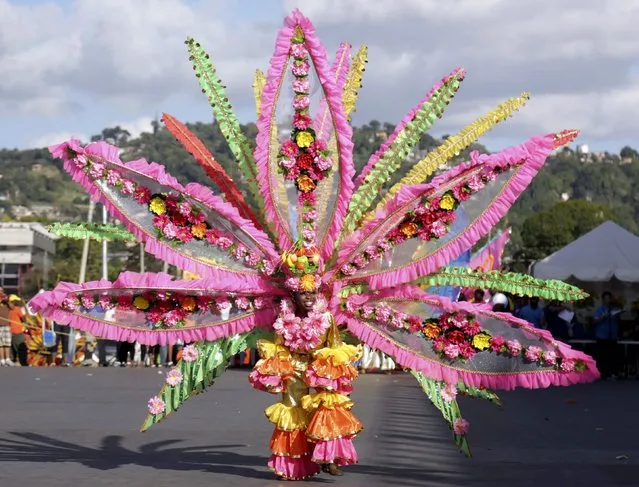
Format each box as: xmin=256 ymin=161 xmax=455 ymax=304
xmin=457 ymin=382 xmax=502 ymax=407
xmin=185 ymin=37 xmax=262 ymax=207
xmin=140 ymin=329 xmax=272 ymax=432
xmin=341 ymin=72 xmax=464 ymax=238
xmin=411 ymin=371 xmax=472 ymax=457
xmin=416 ymin=267 xmax=588 ymax=301
xmin=47 ymin=222 xmax=136 ymax=242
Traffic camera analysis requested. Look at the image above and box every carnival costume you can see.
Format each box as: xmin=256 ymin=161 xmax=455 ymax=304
xmin=31 ymin=9 xmax=599 ymax=481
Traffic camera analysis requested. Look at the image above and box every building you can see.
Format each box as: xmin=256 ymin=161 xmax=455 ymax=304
xmin=0 ymin=222 xmax=57 ymax=295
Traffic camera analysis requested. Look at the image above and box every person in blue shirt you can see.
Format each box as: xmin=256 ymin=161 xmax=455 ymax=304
xmin=593 ymin=291 xmax=621 ymax=379
xmin=518 ymin=297 xmax=545 ymax=329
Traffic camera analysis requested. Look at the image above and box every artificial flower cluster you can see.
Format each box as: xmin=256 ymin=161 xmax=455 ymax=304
xmin=349 ymin=301 xmax=587 ymax=372
xmin=272 ymin=299 xmax=331 ymax=352
xmin=339 ymin=161 xmax=521 ymax=278
xmin=61 ymin=143 xmax=276 ymax=276
xmin=61 ymin=291 xmax=271 ymax=330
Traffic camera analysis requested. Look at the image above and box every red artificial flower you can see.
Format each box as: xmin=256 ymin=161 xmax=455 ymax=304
xmin=172 ymin=213 xmax=187 ymax=227
xmin=446 ymin=330 xmax=467 ymax=344
xmin=296 ymin=152 xmax=314 ymax=171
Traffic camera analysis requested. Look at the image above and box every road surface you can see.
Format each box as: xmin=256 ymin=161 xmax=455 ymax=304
xmin=0 ymin=368 xmax=637 ymax=486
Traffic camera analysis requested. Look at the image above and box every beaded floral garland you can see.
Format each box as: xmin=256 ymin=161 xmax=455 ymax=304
xmin=347 ymin=301 xmax=587 ymax=373
xmin=339 ymin=161 xmax=521 ymax=278
xmin=62 ymin=145 xmax=277 ymax=276
xmin=60 ymin=291 xmax=273 ymax=330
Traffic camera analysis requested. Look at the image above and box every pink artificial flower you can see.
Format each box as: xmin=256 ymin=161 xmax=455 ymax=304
xmin=407 ymin=315 xmax=423 ymax=333
xmin=182 ymin=345 xmax=199 ymax=362
xmin=483 ymin=169 xmax=498 ymax=182
xmin=215 ymin=298 xmax=232 ymax=313
xmin=217 ymin=236 xmax=233 ymax=250
xmin=89 ymin=162 xmax=106 ymax=180
xmin=162 ymin=309 xmax=183 ymax=327
xmin=234 ymin=296 xmax=251 ymax=310
xmin=121 ymin=179 xmax=136 ymax=195
xmin=290 ymin=43 xmax=308 ymax=58
xmin=560 ymin=359 xmax=576 ymax=372
xmin=74 ymin=154 xmax=88 ymax=168
xmin=444 ymin=343 xmax=461 ymax=360
xmin=468 ymin=175 xmax=484 ymax=192
xmin=308 ymin=140 xmax=327 ymax=157
xmin=345 ymin=297 xmax=358 ymax=314
xmin=453 ymin=418 xmax=470 ymax=435
xmin=301 ymin=227 xmax=316 ymax=242
xmin=506 ymin=339 xmax=522 ymax=356
xmin=415 ymin=205 xmax=428 ymax=216
xmin=340 ymin=264 xmax=355 ymax=276
xmin=197 ymin=296 xmax=213 ymax=311
xmin=284 ymin=165 xmax=300 ymax=180
xmin=61 ymin=296 xmax=79 ymax=311
xmin=293 ymin=113 xmax=312 ymax=130
xmin=293 ymin=79 xmax=310 ymax=93
xmin=375 ymin=306 xmax=392 ymax=323
xmin=50 ymin=138 xmax=84 ymax=161
xmin=292 ymin=61 xmax=310 ymax=77
xmin=176 ymin=227 xmax=193 ymax=243
xmin=245 ymin=251 xmax=261 ymax=267
xmin=303 ymin=209 xmax=318 ymax=222
xmin=232 ymin=244 xmax=248 ymax=260
xmin=165 ymin=369 xmax=183 ymax=387
xmin=298 ymin=191 xmax=316 ymax=206
xmin=178 ymin=201 xmax=192 ymax=217
xmin=364 ymin=245 xmax=380 ymax=260
xmin=452 ymin=185 xmax=471 ymax=202
xmin=80 ymin=294 xmax=95 ymax=310
xmin=441 ymin=383 xmax=458 ymax=402
xmin=432 ymin=337 xmax=447 ymax=353
xmin=189 ymin=211 xmax=206 ymax=224
xmin=390 ymin=314 xmax=405 ymax=329
xmin=429 ymin=220 xmax=448 ymax=238
xmin=279 ymin=157 xmax=296 ymax=170
xmin=314 ymin=156 xmax=332 ymax=171
xmin=464 ymin=320 xmax=481 ymax=336
xmin=153 ymin=214 xmax=170 ymax=230
xmin=451 ymin=313 xmax=468 ymax=329
xmin=293 ymin=95 xmax=310 ymax=111
xmin=377 ymin=239 xmax=392 ymax=252
xmin=543 ymin=350 xmax=558 ymax=365
xmin=98 ymin=295 xmax=114 ymax=310
xmin=361 ymin=305 xmax=375 ymax=319
xmin=162 ymin=223 xmax=179 ymax=239
xmin=147 ymin=396 xmax=166 ymax=415
xmin=352 ymin=255 xmax=367 ymax=268
xmin=106 ymin=169 xmax=121 ymax=186
xmin=285 ymin=277 xmax=300 ymax=291
xmin=117 ymin=294 xmax=133 ymax=309
xmin=280 ymin=140 xmax=299 ymax=158
xmin=524 ymin=346 xmax=543 ymax=362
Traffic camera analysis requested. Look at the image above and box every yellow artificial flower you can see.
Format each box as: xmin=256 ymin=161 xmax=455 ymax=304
xmin=190 ymin=223 xmax=207 ymax=239
xmin=472 ymin=332 xmax=492 ymax=351
xmin=296 ymin=175 xmax=316 ymax=193
xmin=133 ymin=296 xmax=150 ymax=311
xmin=439 ymin=193 xmax=456 ymax=211
xmin=295 ymin=131 xmax=315 ymax=148
xmin=149 ymin=196 xmax=167 ymax=215
xmin=299 ymin=274 xmax=317 ymax=292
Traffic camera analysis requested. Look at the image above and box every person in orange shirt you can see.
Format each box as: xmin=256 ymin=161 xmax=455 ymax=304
xmin=0 ymin=291 xmax=13 ymax=366
xmin=8 ymin=295 xmax=28 ymax=366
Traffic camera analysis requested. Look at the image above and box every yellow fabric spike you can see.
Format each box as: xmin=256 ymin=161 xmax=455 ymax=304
xmin=342 ymin=45 xmax=368 ymax=120
xmin=252 ymin=69 xmax=266 ymax=118
xmin=378 ymin=92 xmax=530 ymax=209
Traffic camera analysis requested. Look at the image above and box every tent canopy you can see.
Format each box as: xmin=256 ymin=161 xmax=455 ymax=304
xmin=533 ymin=221 xmax=639 ymax=282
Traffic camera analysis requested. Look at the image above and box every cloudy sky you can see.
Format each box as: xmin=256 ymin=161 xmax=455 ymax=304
xmin=1 ymin=0 xmax=637 ymax=152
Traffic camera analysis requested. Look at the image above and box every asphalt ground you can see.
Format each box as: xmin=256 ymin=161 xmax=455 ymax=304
xmin=0 ymin=368 xmax=637 ymax=487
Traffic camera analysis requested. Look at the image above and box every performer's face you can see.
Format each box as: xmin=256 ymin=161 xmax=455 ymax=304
xmin=296 ymin=292 xmax=318 ymax=312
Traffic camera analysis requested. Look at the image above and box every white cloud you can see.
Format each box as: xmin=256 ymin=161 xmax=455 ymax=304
xmin=2 ymin=0 xmax=639 ymax=149
xmin=28 ymin=131 xmax=89 ymax=149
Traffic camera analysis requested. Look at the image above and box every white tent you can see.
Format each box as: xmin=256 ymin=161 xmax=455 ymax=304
xmin=533 ymin=221 xmax=639 ymax=282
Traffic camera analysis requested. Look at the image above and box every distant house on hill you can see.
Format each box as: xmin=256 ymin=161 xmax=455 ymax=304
xmin=0 ymin=222 xmax=57 ymax=295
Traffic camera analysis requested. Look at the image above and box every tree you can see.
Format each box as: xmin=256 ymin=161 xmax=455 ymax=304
xmin=520 ymin=200 xmax=618 ymax=262
xmin=620 ymin=146 xmax=639 ymax=159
